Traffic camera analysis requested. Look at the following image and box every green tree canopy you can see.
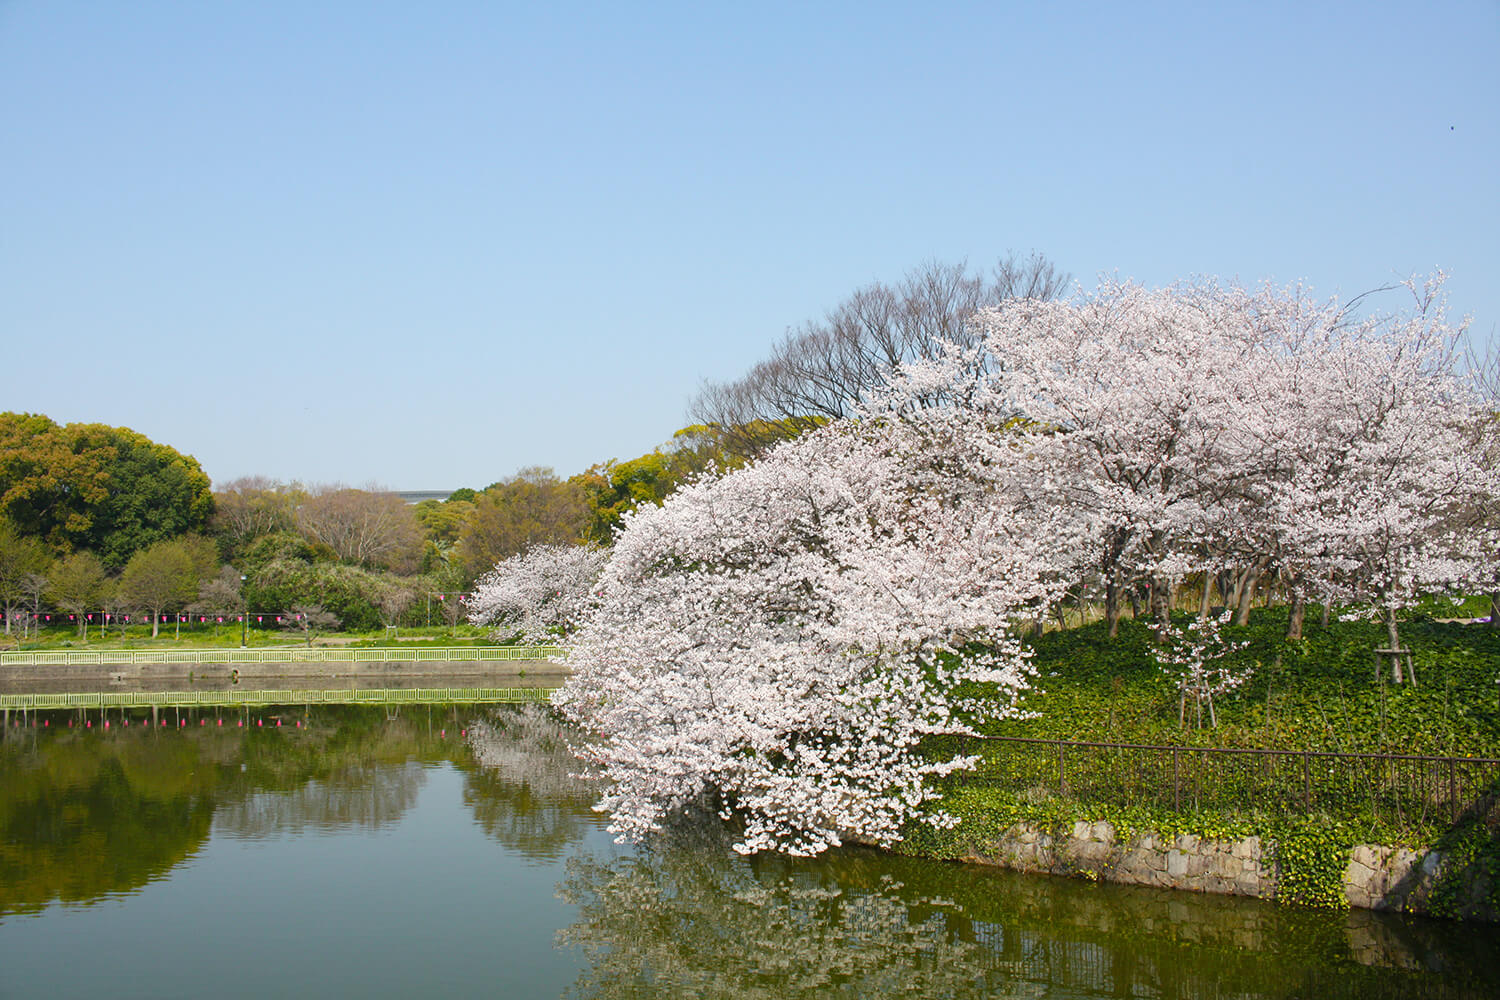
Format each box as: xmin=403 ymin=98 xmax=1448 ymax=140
xmin=118 ymin=536 xmax=217 ymax=637
xmin=45 ymin=551 xmax=111 ymax=637
xmin=0 ymin=413 xmax=113 ymax=546
xmin=458 ymin=467 xmax=588 ymax=579
xmin=572 ymin=424 xmax=757 ymax=544
xmin=0 ymin=413 xmax=214 ymax=567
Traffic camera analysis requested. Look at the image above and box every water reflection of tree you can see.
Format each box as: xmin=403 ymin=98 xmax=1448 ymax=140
xmin=557 ymin=822 xmax=1015 ymax=1000
xmin=0 ymin=736 xmax=217 ymax=917
xmin=462 ymin=705 xmax=600 ymax=862
xmin=556 ymin=821 xmax=1500 ymax=1000
xmin=0 ymin=707 xmax=476 ymax=915
xmin=212 ymin=761 xmax=428 ymax=837
xmin=210 ymin=711 xmax=453 ymax=837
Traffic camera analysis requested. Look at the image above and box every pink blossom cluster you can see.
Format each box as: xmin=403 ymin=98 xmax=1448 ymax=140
xmin=926 ymin=274 xmax=1497 ymax=633
xmin=467 ymin=544 xmax=606 ymax=642
xmin=554 ymin=414 xmax=1069 ymax=855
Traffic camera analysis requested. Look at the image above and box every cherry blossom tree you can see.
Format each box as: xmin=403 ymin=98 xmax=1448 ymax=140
xmin=1460 ymin=338 xmax=1500 ymax=626
xmin=937 ymin=274 xmax=1491 ymax=650
xmin=1246 ymin=277 xmax=1490 ymax=661
xmin=555 ymin=411 xmax=1071 ymax=856
xmin=467 ymin=544 xmax=606 ymax=643
xmin=901 ymin=278 xmax=1283 ymax=638
xmin=1151 ymin=612 xmax=1251 ymax=728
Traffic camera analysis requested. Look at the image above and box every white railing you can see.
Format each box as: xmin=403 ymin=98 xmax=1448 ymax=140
xmin=0 ymin=686 xmax=558 ymax=710
xmin=0 ymin=645 xmax=565 ymax=667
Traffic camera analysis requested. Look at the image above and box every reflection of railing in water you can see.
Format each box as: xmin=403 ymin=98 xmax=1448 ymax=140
xmin=0 ymin=686 xmax=560 ymax=711
xmin=0 ymin=645 xmax=564 ymax=666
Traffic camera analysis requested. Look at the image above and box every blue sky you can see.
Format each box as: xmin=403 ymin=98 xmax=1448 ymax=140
xmin=3 ymin=1 xmax=1495 ymax=490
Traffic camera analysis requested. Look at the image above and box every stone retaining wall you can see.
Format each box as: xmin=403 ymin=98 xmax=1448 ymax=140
xmin=959 ymin=820 xmax=1495 ymax=921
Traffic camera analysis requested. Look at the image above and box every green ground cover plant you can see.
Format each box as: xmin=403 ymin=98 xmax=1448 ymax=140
xmin=982 ymin=609 xmax=1500 ymax=757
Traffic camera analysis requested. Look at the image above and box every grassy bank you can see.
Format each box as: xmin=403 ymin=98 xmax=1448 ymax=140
xmin=989 ymin=609 xmax=1500 ymax=757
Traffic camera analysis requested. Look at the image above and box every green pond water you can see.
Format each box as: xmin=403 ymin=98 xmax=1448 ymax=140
xmin=1 ymin=705 xmax=1495 ymax=999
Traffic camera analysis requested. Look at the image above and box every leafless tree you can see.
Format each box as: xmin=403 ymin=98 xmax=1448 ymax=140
xmin=377 ymin=585 xmax=416 ymax=636
xmin=295 ymin=485 xmax=423 ymax=572
xmin=211 ymin=476 xmax=302 ymax=552
xmin=21 ymin=571 xmax=48 ymax=638
xmin=281 ymin=604 xmax=341 ymax=647
xmin=689 ymin=254 xmax=1069 ymax=455
xmin=190 ymin=566 xmax=244 ymax=635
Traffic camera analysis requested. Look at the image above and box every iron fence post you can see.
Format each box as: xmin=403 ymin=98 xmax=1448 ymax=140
xmin=1173 ymin=748 xmax=1180 ymax=812
xmin=1449 ymin=758 xmax=1457 ymax=824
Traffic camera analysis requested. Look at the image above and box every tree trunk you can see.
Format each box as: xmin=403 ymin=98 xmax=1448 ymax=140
xmin=1490 ymin=591 xmax=1499 ymax=628
xmin=1198 ymin=573 xmax=1214 ymax=622
xmin=1320 ymin=600 xmax=1331 ymax=630
xmin=1151 ymin=574 xmax=1173 ymax=624
xmin=151 ymin=615 xmax=160 ymax=639
xmin=1127 ymin=587 xmax=1141 ymax=621
xmin=1105 ymin=581 xmax=1122 ymax=638
xmin=1285 ymin=575 xmax=1305 ymax=640
xmin=1234 ymin=569 xmax=1258 ymax=626
xmin=1286 ymin=592 xmax=1305 ymax=640
xmin=1150 ymin=574 xmax=1173 ymax=642
xmin=1386 ymin=604 xmax=1403 ymax=683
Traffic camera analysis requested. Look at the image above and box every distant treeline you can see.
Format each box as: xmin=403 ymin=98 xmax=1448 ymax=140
xmin=0 ymin=412 xmax=753 ymax=637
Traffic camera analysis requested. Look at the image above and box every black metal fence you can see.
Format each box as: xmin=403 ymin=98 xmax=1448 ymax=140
xmin=947 ymin=735 xmax=1500 ymax=833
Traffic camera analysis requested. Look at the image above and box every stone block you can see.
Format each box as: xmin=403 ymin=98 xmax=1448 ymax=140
xmin=1167 ymin=850 xmax=1188 ymax=879
xmin=1211 ymin=854 xmax=1243 ymax=879
xmin=1072 ymin=820 xmax=1091 ymax=840
xmin=1090 ymin=820 xmax=1115 ymax=843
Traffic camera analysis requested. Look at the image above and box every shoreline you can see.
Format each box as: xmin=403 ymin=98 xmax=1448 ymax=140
xmin=0 ymin=659 xmax=569 ymax=695
xmin=902 ymin=820 xmax=1497 ymax=923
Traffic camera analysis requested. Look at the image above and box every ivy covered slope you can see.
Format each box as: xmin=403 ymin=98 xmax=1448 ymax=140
xmin=978 ymin=608 xmax=1499 ymax=757
xmin=906 ymin=609 xmax=1500 ymax=915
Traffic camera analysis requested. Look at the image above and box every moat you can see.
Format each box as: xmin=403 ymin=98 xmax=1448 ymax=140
xmin=2 ymin=704 xmax=1494 ymax=998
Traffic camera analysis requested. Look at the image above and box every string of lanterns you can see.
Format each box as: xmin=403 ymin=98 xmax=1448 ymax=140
xmin=0 ymin=611 xmax=309 ymax=624
xmin=2 ymin=593 xmax=469 ymax=626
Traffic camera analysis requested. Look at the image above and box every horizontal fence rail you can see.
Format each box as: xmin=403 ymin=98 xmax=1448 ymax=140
xmin=0 ymin=686 xmax=560 ymax=711
xmin=946 ymin=735 xmax=1500 ymax=833
xmin=0 ymin=645 xmax=566 ymax=667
